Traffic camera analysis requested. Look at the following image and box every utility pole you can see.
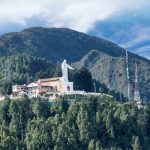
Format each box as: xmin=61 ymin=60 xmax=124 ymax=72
xmin=94 ymin=82 xmax=96 ymax=93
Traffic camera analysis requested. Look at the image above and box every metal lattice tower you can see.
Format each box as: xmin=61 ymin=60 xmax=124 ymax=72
xmin=125 ymin=49 xmax=130 ymax=101
xmin=134 ymin=64 xmax=141 ymax=102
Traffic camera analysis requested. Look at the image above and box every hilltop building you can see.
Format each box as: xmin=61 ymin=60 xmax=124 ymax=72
xmin=12 ymin=60 xmax=74 ymax=98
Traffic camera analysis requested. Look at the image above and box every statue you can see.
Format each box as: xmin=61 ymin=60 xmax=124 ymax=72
xmin=61 ymin=60 xmax=74 ymax=82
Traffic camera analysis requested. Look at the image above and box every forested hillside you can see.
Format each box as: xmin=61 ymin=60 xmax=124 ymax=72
xmin=0 ymin=54 xmax=94 ymax=96
xmin=0 ymin=55 xmax=123 ymax=101
xmin=0 ymin=27 xmax=150 ymax=101
xmin=0 ymin=54 xmax=55 ymax=85
xmin=0 ymin=95 xmax=150 ymax=150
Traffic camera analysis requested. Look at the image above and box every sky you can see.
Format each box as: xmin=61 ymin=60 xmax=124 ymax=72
xmin=0 ymin=0 xmax=150 ymax=59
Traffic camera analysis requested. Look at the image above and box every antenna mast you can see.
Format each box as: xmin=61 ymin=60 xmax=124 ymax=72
xmin=134 ymin=63 xmax=141 ymax=103
xmin=125 ymin=49 xmax=130 ymax=101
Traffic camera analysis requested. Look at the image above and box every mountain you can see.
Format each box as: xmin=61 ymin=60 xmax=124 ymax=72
xmin=73 ymin=50 xmax=150 ymax=101
xmin=0 ymin=27 xmax=150 ymax=101
xmin=0 ymin=27 xmax=127 ymax=62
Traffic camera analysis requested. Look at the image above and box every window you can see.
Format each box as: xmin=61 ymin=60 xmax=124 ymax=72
xmin=67 ymin=86 xmax=70 ymax=91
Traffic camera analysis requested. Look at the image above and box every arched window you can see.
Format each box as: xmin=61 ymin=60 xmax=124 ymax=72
xmin=67 ymin=86 xmax=70 ymax=91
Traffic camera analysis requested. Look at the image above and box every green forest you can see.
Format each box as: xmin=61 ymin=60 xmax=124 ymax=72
xmin=0 ymin=53 xmax=93 ymax=93
xmin=0 ymin=53 xmax=126 ymax=101
xmin=0 ymin=54 xmax=56 ymax=85
xmin=0 ymin=95 xmax=150 ymax=150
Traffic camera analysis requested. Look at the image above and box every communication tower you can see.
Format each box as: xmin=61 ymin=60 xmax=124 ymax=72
xmin=125 ymin=49 xmax=130 ymax=101
xmin=134 ymin=63 xmax=141 ymax=103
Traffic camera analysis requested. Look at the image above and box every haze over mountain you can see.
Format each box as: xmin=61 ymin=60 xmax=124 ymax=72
xmin=0 ymin=27 xmax=150 ymax=101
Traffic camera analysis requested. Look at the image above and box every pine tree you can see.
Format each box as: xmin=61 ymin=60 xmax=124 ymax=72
xmin=73 ymin=67 xmax=92 ymax=92
xmin=88 ymin=139 xmax=96 ymax=150
xmin=132 ymin=136 xmax=141 ymax=150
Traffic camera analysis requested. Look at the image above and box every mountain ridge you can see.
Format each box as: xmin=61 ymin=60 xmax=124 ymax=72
xmin=0 ymin=27 xmax=150 ymax=101
xmin=1 ymin=27 xmax=149 ymax=62
xmin=73 ymin=49 xmax=150 ymax=101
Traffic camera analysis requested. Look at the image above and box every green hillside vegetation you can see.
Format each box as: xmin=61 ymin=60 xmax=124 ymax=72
xmin=0 ymin=55 xmax=124 ymax=101
xmin=0 ymin=53 xmax=55 ymax=85
xmin=0 ymin=54 xmax=94 ymax=96
xmin=0 ymin=95 xmax=150 ymax=150
xmin=0 ymin=53 xmax=95 ymax=96
xmin=0 ymin=27 xmax=150 ymax=101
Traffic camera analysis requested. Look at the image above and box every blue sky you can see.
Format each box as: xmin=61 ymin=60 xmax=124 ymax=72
xmin=0 ymin=0 xmax=150 ymax=59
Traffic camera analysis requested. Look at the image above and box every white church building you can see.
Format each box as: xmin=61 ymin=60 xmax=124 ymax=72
xmin=12 ymin=60 xmax=74 ymax=97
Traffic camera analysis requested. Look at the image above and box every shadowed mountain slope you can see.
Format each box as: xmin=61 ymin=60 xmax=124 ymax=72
xmin=73 ymin=50 xmax=150 ymax=101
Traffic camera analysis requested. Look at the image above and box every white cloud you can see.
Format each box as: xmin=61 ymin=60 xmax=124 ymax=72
xmin=121 ymin=26 xmax=150 ymax=48
xmin=134 ymin=45 xmax=150 ymax=60
xmin=135 ymin=45 xmax=150 ymax=53
xmin=0 ymin=0 xmax=149 ymax=32
xmin=119 ymin=26 xmax=150 ymax=59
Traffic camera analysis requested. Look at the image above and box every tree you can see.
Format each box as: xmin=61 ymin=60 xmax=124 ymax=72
xmin=33 ymin=98 xmax=49 ymax=119
xmin=105 ymin=112 xmax=115 ymax=139
xmin=0 ymin=79 xmax=12 ymax=96
xmin=25 ymin=119 xmax=52 ymax=150
xmin=77 ymin=102 xmax=96 ymax=147
xmin=139 ymin=105 xmax=150 ymax=137
xmin=0 ymin=98 xmax=11 ymax=124
xmin=73 ymin=67 xmax=92 ymax=92
xmin=52 ymin=97 xmax=69 ymax=114
xmin=96 ymin=140 xmax=102 ymax=150
xmin=1 ymin=136 xmax=17 ymax=150
xmin=0 ymin=95 xmax=149 ymax=149
xmin=132 ymin=136 xmax=141 ymax=150
xmin=88 ymin=139 xmax=96 ymax=150
xmin=53 ymin=62 xmax=62 ymax=77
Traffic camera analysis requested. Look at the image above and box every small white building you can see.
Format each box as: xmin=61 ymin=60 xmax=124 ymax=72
xmin=12 ymin=84 xmax=27 ymax=97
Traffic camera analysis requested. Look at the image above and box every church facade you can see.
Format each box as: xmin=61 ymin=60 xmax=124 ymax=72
xmin=12 ymin=60 xmax=74 ymax=98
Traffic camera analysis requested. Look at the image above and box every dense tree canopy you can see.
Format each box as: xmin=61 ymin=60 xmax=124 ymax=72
xmin=0 ymin=95 xmax=149 ymax=150
xmin=0 ymin=54 xmax=55 ymax=85
xmin=0 ymin=54 xmax=126 ymax=101
xmin=73 ymin=67 xmax=92 ymax=92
